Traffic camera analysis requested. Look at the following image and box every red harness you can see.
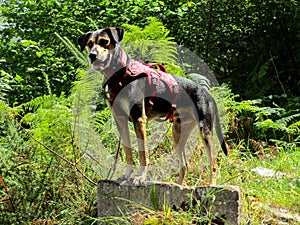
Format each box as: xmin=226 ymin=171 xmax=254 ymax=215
xmin=102 ymin=50 xmax=179 ymax=122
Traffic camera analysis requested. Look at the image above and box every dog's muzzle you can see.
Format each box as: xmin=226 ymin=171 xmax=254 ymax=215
xmin=89 ymin=52 xmax=109 ymax=70
xmin=89 ymin=52 xmax=97 ymax=64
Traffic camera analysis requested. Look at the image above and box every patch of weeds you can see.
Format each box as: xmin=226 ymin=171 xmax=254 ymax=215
xmin=218 ymin=141 xmax=300 ymax=224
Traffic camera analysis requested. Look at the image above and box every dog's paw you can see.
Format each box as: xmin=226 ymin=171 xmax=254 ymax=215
xmin=131 ymin=166 xmax=147 ymax=185
xmin=115 ymin=164 xmax=134 ymax=184
xmin=116 ymin=175 xmax=127 ymax=182
xmin=115 ymin=176 xmax=131 ymax=185
xmin=132 ymin=175 xmax=146 ymax=185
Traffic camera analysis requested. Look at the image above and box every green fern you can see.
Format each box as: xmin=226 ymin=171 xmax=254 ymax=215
xmin=188 ymin=73 xmax=211 ymax=90
xmin=55 ymin=32 xmax=89 ymax=67
xmin=276 ymin=112 xmax=300 ymax=126
xmin=19 ymin=95 xmax=71 ymax=132
xmin=17 ymin=95 xmax=56 ymax=112
xmin=0 ymin=101 xmax=14 ymax=119
xmin=94 ymin=107 xmax=111 ymax=132
xmin=215 ymin=84 xmax=300 ymax=143
xmin=288 ymin=120 xmax=300 ymax=135
xmin=69 ymin=68 xmax=103 ymax=121
xmin=0 ymin=70 xmax=12 ymax=102
xmin=255 ymin=119 xmax=288 ymax=131
xmin=122 ymin=17 xmax=178 ymax=65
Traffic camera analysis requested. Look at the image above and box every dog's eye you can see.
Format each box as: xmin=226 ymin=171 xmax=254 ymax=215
xmin=87 ymin=41 xmax=94 ymax=49
xmin=99 ymin=39 xmax=109 ymax=46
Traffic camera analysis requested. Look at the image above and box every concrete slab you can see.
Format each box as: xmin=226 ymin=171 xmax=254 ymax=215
xmin=98 ymin=180 xmax=242 ymax=225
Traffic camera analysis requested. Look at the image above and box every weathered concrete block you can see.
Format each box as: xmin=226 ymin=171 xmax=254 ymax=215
xmin=98 ymin=180 xmax=242 ymax=225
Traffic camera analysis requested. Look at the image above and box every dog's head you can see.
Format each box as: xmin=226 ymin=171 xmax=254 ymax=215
xmin=77 ymin=27 xmax=124 ymax=70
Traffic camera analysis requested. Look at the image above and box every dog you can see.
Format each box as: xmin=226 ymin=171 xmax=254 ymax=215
xmin=78 ymin=27 xmax=228 ymax=185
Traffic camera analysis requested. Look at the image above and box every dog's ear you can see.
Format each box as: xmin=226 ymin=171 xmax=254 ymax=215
xmin=104 ymin=27 xmax=124 ymax=44
xmin=77 ymin=32 xmax=93 ymax=51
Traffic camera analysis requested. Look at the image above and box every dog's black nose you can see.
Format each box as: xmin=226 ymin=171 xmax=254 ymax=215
xmin=89 ymin=52 xmax=97 ymax=63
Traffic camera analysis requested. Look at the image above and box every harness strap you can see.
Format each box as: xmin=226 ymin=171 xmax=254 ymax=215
xmin=145 ymin=63 xmax=179 ymax=122
xmin=104 ymin=60 xmax=179 ymax=122
xmin=147 ymin=69 xmax=161 ymax=110
xmin=144 ymin=63 xmax=167 ymax=73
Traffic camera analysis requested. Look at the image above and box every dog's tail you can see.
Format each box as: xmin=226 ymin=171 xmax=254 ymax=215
xmin=213 ymin=102 xmax=228 ymax=156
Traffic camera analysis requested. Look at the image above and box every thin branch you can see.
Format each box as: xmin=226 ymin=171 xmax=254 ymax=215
xmin=269 ymin=50 xmax=286 ymax=95
xmin=106 ymin=136 xmax=121 ymax=180
xmin=11 ymin=116 xmax=97 ymax=186
xmin=0 ymin=174 xmax=15 ymax=211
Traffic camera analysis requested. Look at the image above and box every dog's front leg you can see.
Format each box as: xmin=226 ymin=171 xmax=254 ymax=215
xmin=132 ymin=101 xmax=149 ymax=185
xmin=114 ymin=115 xmax=134 ymax=181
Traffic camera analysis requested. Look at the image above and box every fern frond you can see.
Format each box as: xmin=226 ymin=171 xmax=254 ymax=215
xmin=255 ymin=107 xmax=285 ymax=118
xmin=188 ymin=73 xmax=211 ymax=90
xmin=254 ymin=119 xmax=288 ymax=132
xmin=69 ymin=67 xmax=103 ymax=123
xmin=230 ymin=99 xmax=262 ymax=115
xmin=94 ymin=107 xmax=111 ymax=132
xmin=86 ymin=16 xmax=99 ymax=30
xmin=122 ymin=17 xmax=178 ymax=65
xmin=19 ymin=95 xmax=55 ymax=111
xmin=55 ymin=32 xmax=88 ymax=67
xmin=276 ymin=112 xmax=300 ymax=126
xmin=288 ymin=120 xmax=300 ymax=134
xmin=122 ymin=24 xmax=142 ymax=42
xmin=0 ymin=80 xmax=11 ymax=102
xmin=0 ymin=101 xmax=14 ymax=118
xmin=143 ymin=17 xmax=170 ymax=40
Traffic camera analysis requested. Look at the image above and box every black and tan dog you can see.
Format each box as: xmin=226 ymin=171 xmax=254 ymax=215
xmin=78 ymin=27 xmax=228 ymax=185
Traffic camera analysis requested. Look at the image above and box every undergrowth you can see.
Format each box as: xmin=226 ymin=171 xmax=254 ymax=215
xmin=1 ymin=18 xmax=299 ymax=224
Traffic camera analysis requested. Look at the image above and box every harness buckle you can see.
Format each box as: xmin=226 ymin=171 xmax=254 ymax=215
xmin=104 ymin=84 xmax=112 ymax=101
xmin=151 ymin=77 xmax=158 ymax=85
xmin=173 ymin=85 xmax=179 ymax=94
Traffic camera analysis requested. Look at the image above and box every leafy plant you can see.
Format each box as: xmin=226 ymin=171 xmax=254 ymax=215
xmin=0 ymin=70 xmax=12 ymax=102
xmin=122 ymin=17 xmax=178 ymax=65
xmin=211 ymin=84 xmax=300 ymax=151
xmin=0 ymin=1 xmax=299 ymax=223
xmin=0 ymin=95 xmax=99 ymax=224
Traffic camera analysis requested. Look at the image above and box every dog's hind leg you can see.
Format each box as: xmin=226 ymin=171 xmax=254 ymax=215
xmin=199 ymin=123 xmax=217 ymax=186
xmin=172 ymin=112 xmax=196 ymax=185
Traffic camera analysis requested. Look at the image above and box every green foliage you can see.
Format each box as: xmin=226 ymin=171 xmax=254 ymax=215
xmin=0 ymin=46 xmax=109 ymax=222
xmin=188 ymin=73 xmax=212 ymax=90
xmin=0 ymin=1 xmax=299 ymax=224
xmin=20 ymin=95 xmax=72 ymax=149
xmin=218 ymin=144 xmax=300 ymax=224
xmin=1 ymin=0 xmax=298 ymax=105
xmin=211 ymin=84 xmax=300 ymax=149
xmin=122 ymin=17 xmax=178 ymax=65
xmin=0 ymin=70 xmax=12 ymax=102
xmin=150 ymin=185 xmax=159 ymax=211
xmin=161 ymin=0 xmax=299 ymax=100
xmin=55 ymin=32 xmax=89 ymax=68
xmin=0 ymin=101 xmax=98 ymax=224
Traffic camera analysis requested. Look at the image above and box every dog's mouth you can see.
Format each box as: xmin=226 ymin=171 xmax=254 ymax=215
xmin=92 ymin=57 xmax=110 ymax=70
xmin=92 ymin=59 xmax=104 ymax=70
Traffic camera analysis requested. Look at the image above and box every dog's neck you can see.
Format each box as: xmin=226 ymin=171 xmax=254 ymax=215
xmin=100 ymin=45 xmax=131 ymax=81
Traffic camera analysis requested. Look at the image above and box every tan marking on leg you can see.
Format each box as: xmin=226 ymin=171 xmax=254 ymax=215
xmin=172 ymin=112 xmax=196 ymax=185
xmin=133 ymin=100 xmax=148 ymax=183
xmin=123 ymin=145 xmax=134 ymax=166
xmin=114 ymin=115 xmax=134 ymax=179
xmin=136 ymin=116 xmax=149 ymax=167
xmin=200 ymin=128 xmax=217 ymax=186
